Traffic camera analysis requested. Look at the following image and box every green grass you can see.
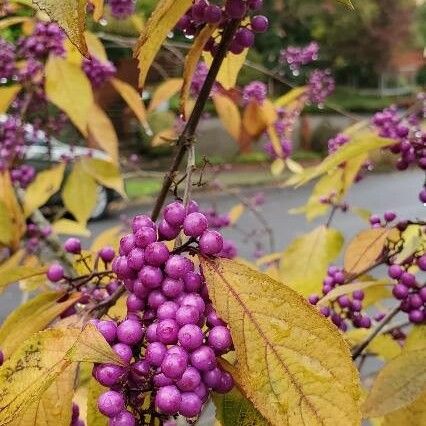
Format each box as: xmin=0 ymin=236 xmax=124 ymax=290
xmin=125 ymin=178 xmax=162 ymax=199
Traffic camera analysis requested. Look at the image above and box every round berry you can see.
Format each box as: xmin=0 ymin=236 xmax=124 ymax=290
xmin=112 ymin=343 xmax=133 ymax=364
xmin=126 ymin=294 xmax=144 ymax=312
xmin=207 ymin=326 xmax=232 ymax=353
xmin=199 ymin=230 xmax=224 ymax=255
xmin=225 ymin=0 xmax=247 ymax=18
xmin=418 ymin=255 xmax=426 ymax=271
xmin=179 ymin=392 xmax=202 ymax=418
xmin=162 ymin=277 xmax=184 ymax=298
xmin=139 ymin=265 xmax=163 ymax=289
xmin=95 ymin=364 xmax=125 ymax=387
xmin=117 ymin=320 xmax=144 ymax=345
xmin=176 ymin=367 xmax=201 ymax=392
xmin=204 ymin=4 xmax=222 ymax=23
xmin=157 ymin=319 xmax=179 ymax=345
xmin=165 ymin=255 xmax=194 ymax=279
xmin=408 ymin=309 xmax=424 ymax=324
xmin=176 ymin=305 xmax=200 ymax=326
xmin=127 ymin=248 xmax=145 ymax=270
xmin=183 ymin=212 xmax=208 ymax=237
xmin=190 ymin=345 xmax=216 ymax=371
xmin=157 ymin=301 xmax=179 ymax=320
xmin=110 ymin=410 xmax=136 ymax=426
xmin=64 ymin=237 xmax=81 ymax=254
xmin=96 ymin=320 xmax=117 ymax=344
xmin=97 ymin=390 xmax=125 ymax=418
xmin=161 ymin=352 xmax=188 ymax=380
xmin=164 ymin=201 xmax=186 ymax=226
xmin=146 ymin=342 xmax=167 ymax=367
xmin=47 ymin=263 xmax=64 ymax=282
xmin=99 ymin=246 xmax=115 ymax=262
xmin=144 ymin=242 xmax=170 ymax=266
xmin=388 ymin=264 xmax=403 ymax=279
xmin=392 ymin=284 xmax=409 ymax=300
xmin=215 ymin=371 xmax=234 ymax=393
xmin=132 ymin=215 xmax=155 ymax=233
xmin=134 ymin=226 xmax=157 ymax=248
xmin=155 ymin=385 xmax=181 ymax=415
xmin=178 ymin=324 xmax=204 ymax=351
xmin=251 ymin=15 xmax=269 ymax=32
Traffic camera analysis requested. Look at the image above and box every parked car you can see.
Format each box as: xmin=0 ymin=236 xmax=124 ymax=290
xmin=23 ymin=126 xmax=119 ymax=220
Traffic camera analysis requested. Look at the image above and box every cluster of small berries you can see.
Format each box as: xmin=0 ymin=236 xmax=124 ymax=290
xmin=309 ymin=266 xmax=372 ymax=331
xmin=176 ymin=0 xmax=268 ymax=55
xmin=308 ymin=69 xmax=335 ymax=107
xmin=108 ymin=0 xmax=137 ymax=19
xmin=82 ymin=56 xmax=117 ymax=88
xmin=242 ymin=80 xmax=267 ymax=105
xmin=263 ymin=108 xmax=294 ymax=160
xmin=279 ymin=42 xmax=319 ymax=76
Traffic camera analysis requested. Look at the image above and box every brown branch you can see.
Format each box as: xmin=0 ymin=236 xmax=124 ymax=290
xmin=150 ymin=19 xmax=242 ymax=221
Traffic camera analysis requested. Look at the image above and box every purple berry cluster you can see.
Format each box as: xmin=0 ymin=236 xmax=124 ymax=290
xmin=371 ymin=106 xmax=426 ymax=203
xmin=107 ymin=0 xmax=136 ymax=19
xmin=242 ymin=80 xmax=267 ymax=105
xmin=176 ymin=0 xmax=268 ymax=56
xmin=388 ymin=257 xmax=426 ymax=324
xmin=25 ymin=222 xmax=52 ymax=253
xmin=308 ymin=69 xmax=335 ymax=107
xmin=11 ymin=164 xmax=36 ymax=188
xmin=0 ymin=38 xmax=16 ymax=83
xmin=0 ymin=115 xmax=25 ymax=171
xmin=86 ymin=201 xmax=235 ymax=423
xmin=71 ymin=403 xmax=84 ymax=426
xmin=82 ymin=56 xmax=117 ymax=88
xmin=309 ymin=266 xmax=372 ymax=331
xmin=279 ymin=42 xmax=319 ymax=76
xmin=263 ymin=108 xmax=294 ymax=159
xmin=17 ymin=22 xmax=65 ymax=59
xmin=327 ymin=133 xmax=349 ymax=154
xmin=190 ymin=62 xmax=211 ymax=97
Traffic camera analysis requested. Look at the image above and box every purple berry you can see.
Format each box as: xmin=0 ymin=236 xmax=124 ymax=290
xmin=176 ymin=367 xmax=201 ymax=392
xmin=204 ymin=4 xmax=222 ymax=23
xmin=176 ymin=305 xmax=200 ymax=326
xmin=178 ymin=324 xmax=204 ymax=351
xmin=157 ymin=301 xmax=179 ymax=320
xmin=139 ymin=266 xmax=163 ymax=289
xmin=418 ymin=255 xmax=426 ymax=271
xmin=126 ymin=294 xmax=144 ymax=312
xmin=117 ymin=320 xmax=144 ymax=345
xmin=183 ymin=213 xmax=208 ymax=237
xmin=190 ymin=346 xmax=216 ymax=371
xmin=165 ymin=255 xmax=194 ymax=279
xmin=134 ymin=226 xmax=157 ymax=248
xmin=146 ymin=342 xmax=167 ymax=367
xmin=132 ymin=215 xmax=155 ymax=233
xmin=153 ymin=372 xmax=174 ymax=387
xmin=408 ymin=310 xmax=424 ymax=324
xmin=157 ymin=319 xmax=179 ymax=344
xmin=401 ymin=272 xmax=416 ymax=287
xmin=393 ymin=284 xmax=409 ymax=300
xmin=96 ymin=320 xmax=117 ymax=344
xmin=110 ymin=410 xmax=136 ymax=426
xmin=207 ymin=326 xmax=232 ymax=353
xmin=158 ymin=220 xmax=181 ymax=241
xmin=161 ymin=352 xmax=188 ymax=380
xmin=388 ymin=264 xmax=403 ymax=279
xmin=144 ymin=242 xmax=170 ymax=266
xmin=215 ymin=371 xmax=234 ymax=393
xmin=164 ymin=201 xmax=186 ymax=226
xmin=202 ymin=367 xmax=221 ymax=389
xmin=179 ymin=392 xmax=202 ymax=418
xmin=225 ymin=0 xmax=247 ymax=18
xmin=199 ymin=230 xmax=224 ymax=255
xmin=97 ymin=390 xmax=125 ymax=418
xmin=95 ymin=364 xmax=125 ymax=386
xmin=251 ymin=15 xmax=268 ymax=32
xmin=155 ymin=386 xmax=181 ymax=415
xmin=181 ymin=293 xmax=205 ymax=314
xmin=384 ymin=211 xmax=396 ymax=222
xmin=47 ymin=263 xmax=64 ymax=282
xmin=99 ymin=246 xmax=115 ymax=262
xmin=127 ymin=248 xmax=145 ymax=270
xmin=64 ymin=237 xmax=81 ymax=254
xmin=162 ymin=277 xmax=184 ymax=298
xmin=112 ymin=343 xmax=133 ymax=364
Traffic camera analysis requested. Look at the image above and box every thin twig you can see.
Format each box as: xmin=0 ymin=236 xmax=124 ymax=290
xmin=91 ymin=285 xmax=126 ymax=319
xmin=150 ymin=19 xmax=242 ymax=221
xmin=351 ymin=305 xmax=401 ymax=360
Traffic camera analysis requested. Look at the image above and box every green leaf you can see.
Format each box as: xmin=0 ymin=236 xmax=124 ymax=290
xmin=201 ymin=257 xmax=361 ymax=426
xmin=279 ymin=225 xmax=344 ymax=296
xmin=213 ymin=388 xmax=268 ymax=426
xmin=133 ymin=0 xmax=192 ymax=87
xmin=33 ymin=0 xmax=88 ymax=55
xmin=0 ymin=291 xmax=81 ymax=358
xmin=45 ymin=57 xmax=93 ymax=135
xmin=62 ymin=162 xmax=98 ymax=225
xmin=23 ymin=164 xmax=65 ymax=217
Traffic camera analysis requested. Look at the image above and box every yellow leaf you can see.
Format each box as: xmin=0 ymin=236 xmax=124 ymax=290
xmin=344 ymin=228 xmax=389 ymax=274
xmin=381 ymin=391 xmax=426 ymax=426
xmin=110 ymin=78 xmax=150 ymax=132
xmin=363 ymin=349 xmax=426 ymax=418
xmin=0 ymin=200 xmax=13 ymax=246
xmin=32 ymin=0 xmax=88 ymax=55
xmin=62 ymin=162 xmax=98 ymax=225
xmin=394 ymin=225 xmax=424 ymax=264
xmin=266 ymin=125 xmax=283 ymax=157
xmin=10 ymin=363 xmax=77 ymax=426
xmin=45 ymin=57 xmax=93 ymax=135
xmin=0 ymin=291 xmax=81 ymax=358
xmin=286 ymin=158 xmax=303 ymax=174
xmin=0 ymin=263 xmax=46 ymax=294
xmin=279 ymin=226 xmax=344 ymax=296
xmin=270 ymin=157 xmax=285 ymax=176
xmin=275 ymin=87 xmax=308 ymax=108
xmin=337 ymin=0 xmax=355 ymax=9
xmin=404 ymin=325 xmax=426 ymax=352
xmin=90 ymin=0 xmax=105 ymax=22
xmin=88 ymin=103 xmax=118 ymax=163
xmin=290 ymin=132 xmax=394 ymax=186
xmin=91 ymin=225 xmax=123 ymax=253
xmin=212 ymin=93 xmax=241 ymax=141
xmin=0 ymin=16 xmax=32 ymax=31
xmin=86 ymin=377 xmax=108 ymax=426
xmin=151 ymin=127 xmax=177 ymax=147
xmin=228 ymin=203 xmax=244 ymax=225
xmin=133 ymin=0 xmax=192 ymax=87
xmin=148 ymin=78 xmax=183 ymax=112
xmin=23 ymin=163 xmax=65 ymax=217
xmin=204 ymin=49 xmax=248 ymax=90
xmin=352 ymin=207 xmax=372 ymax=222
xmin=213 ymin=388 xmax=268 ymax=426
xmin=0 ymin=85 xmax=21 ymax=113
xmin=0 ymin=172 xmax=25 ymax=249
xmin=318 ymin=280 xmax=389 ymax=306
xmin=85 ymin=31 xmax=107 ymax=60
xmin=53 ymin=219 xmax=91 ymax=237
xmin=362 ymin=285 xmax=391 ymax=308
xmin=346 ymin=330 xmax=401 ymax=361
xmin=242 ymin=101 xmax=267 ymax=137
xmin=255 ymin=252 xmax=281 ymax=267
xmin=201 ymin=258 xmax=361 ymax=426
xmin=80 ymin=157 xmax=126 ymax=198
xmin=180 ymin=23 xmax=218 ymax=116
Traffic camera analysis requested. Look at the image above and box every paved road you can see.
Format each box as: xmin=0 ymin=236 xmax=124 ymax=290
xmin=0 ymin=169 xmax=424 ymax=322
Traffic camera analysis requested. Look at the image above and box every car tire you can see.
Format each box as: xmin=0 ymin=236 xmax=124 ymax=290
xmin=90 ymin=185 xmax=110 ymax=221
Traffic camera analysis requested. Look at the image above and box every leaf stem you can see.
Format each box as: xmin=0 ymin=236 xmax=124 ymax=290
xmin=351 ymin=305 xmax=400 ymax=360
xmin=150 ymin=19 xmax=241 ymax=221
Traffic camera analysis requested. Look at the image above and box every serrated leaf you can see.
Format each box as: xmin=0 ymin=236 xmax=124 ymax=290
xmin=382 ymin=391 xmax=426 ymax=426
xmin=274 ymin=86 xmax=308 ymax=108
xmin=279 ymin=225 xmax=344 ymax=296
xmin=289 ymin=132 xmax=394 ymax=186
xmin=0 ymin=85 xmax=22 ymax=113
xmin=227 ymin=204 xmax=245 ymax=225
xmin=344 ymin=228 xmax=389 ymax=274
xmin=0 ymin=291 xmax=81 ymax=358
xmin=23 ymin=163 xmax=65 ymax=217
xmin=148 ymin=78 xmax=183 ymax=112
xmin=53 ymin=219 xmax=91 ymax=236
xmin=318 ymin=280 xmax=388 ymax=305
xmin=80 ymin=157 xmax=126 ymax=198
xmin=204 ymin=48 xmax=248 ymax=90
xmin=201 ymin=258 xmax=361 ymax=426
xmin=110 ymin=78 xmax=150 ymax=132
xmin=213 ymin=388 xmax=268 ymax=426
xmin=88 ymin=103 xmax=118 ymax=163
xmin=62 ymin=162 xmax=97 ymax=225
xmin=212 ymin=93 xmax=241 ymax=141
xmin=10 ymin=363 xmax=77 ymax=426
xmin=33 ymin=0 xmax=88 ymax=55
xmin=86 ymin=377 xmax=108 ymax=426
xmin=45 ymin=57 xmax=93 ymax=135
xmin=180 ymin=23 xmax=217 ymax=116
xmin=133 ymin=0 xmax=192 ymax=87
